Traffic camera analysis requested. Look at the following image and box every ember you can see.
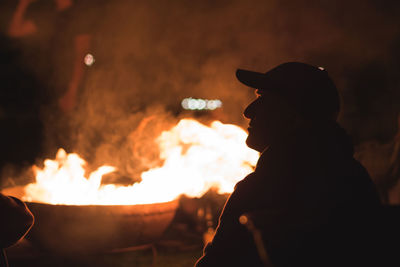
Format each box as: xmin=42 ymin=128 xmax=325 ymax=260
xmin=22 ymin=119 xmax=258 ymax=205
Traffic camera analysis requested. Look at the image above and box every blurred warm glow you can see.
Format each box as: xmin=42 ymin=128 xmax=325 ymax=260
xmin=23 ymin=118 xmax=259 ymax=205
xmin=84 ymin=53 xmax=95 ymax=66
xmin=239 ymin=215 xmax=249 ymax=225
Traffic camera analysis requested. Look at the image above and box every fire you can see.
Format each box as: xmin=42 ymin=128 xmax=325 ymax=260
xmin=22 ymin=119 xmax=259 ymax=205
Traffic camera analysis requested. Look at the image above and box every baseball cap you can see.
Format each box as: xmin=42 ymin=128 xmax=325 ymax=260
xmin=236 ymin=62 xmax=340 ymax=121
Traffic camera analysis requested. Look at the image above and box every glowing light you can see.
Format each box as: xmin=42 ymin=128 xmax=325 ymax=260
xmin=206 ymin=100 xmax=222 ymax=110
xmin=22 ymin=119 xmax=259 ymax=205
xmin=84 ymin=53 xmax=95 ymax=66
xmin=181 ymin=98 xmax=222 ymax=110
xmin=239 ymin=215 xmax=248 ymax=225
xmin=318 ymin=66 xmax=325 ymax=71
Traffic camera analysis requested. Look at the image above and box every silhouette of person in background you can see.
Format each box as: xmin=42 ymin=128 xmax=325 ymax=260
xmin=3 ymin=0 xmax=96 ymax=158
xmin=7 ymin=0 xmax=90 ymax=114
xmin=196 ymin=62 xmax=382 ymax=267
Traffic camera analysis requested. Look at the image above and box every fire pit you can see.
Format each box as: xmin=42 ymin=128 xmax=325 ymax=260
xmin=2 ymin=119 xmax=259 ymax=253
xmin=2 ymin=186 xmax=178 ymax=254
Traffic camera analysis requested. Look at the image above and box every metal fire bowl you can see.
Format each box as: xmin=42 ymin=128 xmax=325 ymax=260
xmin=2 ymin=187 xmax=178 ymax=254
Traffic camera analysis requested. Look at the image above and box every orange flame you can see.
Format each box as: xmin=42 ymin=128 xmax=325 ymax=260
xmin=23 ymin=119 xmax=259 ymax=205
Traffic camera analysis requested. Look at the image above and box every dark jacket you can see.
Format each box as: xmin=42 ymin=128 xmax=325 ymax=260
xmin=0 ymin=194 xmax=34 ymax=248
xmin=196 ymin=122 xmax=381 ymax=267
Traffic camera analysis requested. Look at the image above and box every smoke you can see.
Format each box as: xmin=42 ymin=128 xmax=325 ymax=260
xmin=51 ymin=0 xmax=400 ymax=175
xmin=1 ymin=0 xmax=400 ymax=178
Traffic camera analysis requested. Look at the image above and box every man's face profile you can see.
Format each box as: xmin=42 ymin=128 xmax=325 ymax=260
xmin=243 ymin=90 xmax=297 ymax=152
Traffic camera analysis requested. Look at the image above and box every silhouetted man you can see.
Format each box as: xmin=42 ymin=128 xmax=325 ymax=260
xmin=196 ymin=62 xmax=382 ymax=267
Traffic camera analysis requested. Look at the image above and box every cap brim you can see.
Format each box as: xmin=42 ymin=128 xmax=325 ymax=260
xmin=236 ymin=69 xmax=268 ymax=89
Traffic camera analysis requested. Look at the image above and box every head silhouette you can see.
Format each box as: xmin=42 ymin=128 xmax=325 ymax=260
xmin=237 ymin=62 xmax=340 ymax=152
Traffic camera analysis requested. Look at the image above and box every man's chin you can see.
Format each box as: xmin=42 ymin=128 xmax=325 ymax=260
xmin=245 ymin=136 xmax=265 ymax=153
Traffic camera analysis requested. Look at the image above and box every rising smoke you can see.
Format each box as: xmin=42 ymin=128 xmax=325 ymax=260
xmin=1 ymin=0 xmax=400 ymax=181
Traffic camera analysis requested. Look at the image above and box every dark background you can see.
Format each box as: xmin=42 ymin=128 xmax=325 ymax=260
xmin=1 ymin=1 xmax=400 ymax=265
xmin=0 ymin=0 xmax=399 ymax=179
